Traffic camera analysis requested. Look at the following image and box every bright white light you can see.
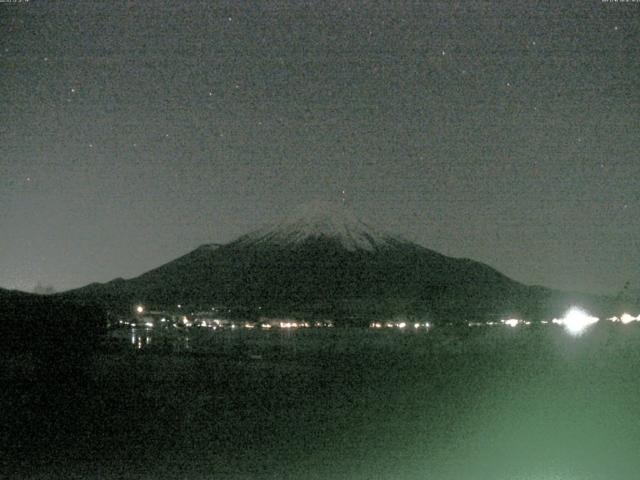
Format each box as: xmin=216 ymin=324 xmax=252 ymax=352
xmin=398 ymin=322 xmax=406 ymax=329
xmin=559 ymin=307 xmax=599 ymax=335
xmin=135 ymin=305 xmax=144 ymax=314
xmin=145 ymin=321 xmax=154 ymax=328
xmin=503 ymin=318 xmax=520 ymax=328
xmin=620 ymin=313 xmax=639 ymax=324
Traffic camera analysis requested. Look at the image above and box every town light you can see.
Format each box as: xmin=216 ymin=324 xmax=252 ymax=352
xmin=135 ymin=305 xmax=144 ymax=314
xmin=559 ymin=307 xmax=599 ymax=336
xmin=620 ymin=313 xmax=639 ymax=324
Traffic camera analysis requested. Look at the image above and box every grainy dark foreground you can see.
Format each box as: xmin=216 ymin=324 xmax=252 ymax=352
xmin=2 ymin=325 xmax=639 ymax=480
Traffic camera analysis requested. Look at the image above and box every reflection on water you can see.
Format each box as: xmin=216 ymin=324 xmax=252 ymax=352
xmin=113 ymin=326 xmax=193 ymax=352
xmin=130 ymin=328 xmax=152 ymax=349
xmin=13 ymin=315 xmax=640 ymax=480
xmin=118 ymin=324 xmax=316 ymax=353
xmin=102 ymin=321 xmax=640 ymax=480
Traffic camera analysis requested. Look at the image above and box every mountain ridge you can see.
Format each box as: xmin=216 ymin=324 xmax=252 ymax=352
xmin=57 ymin=203 xmax=620 ymax=323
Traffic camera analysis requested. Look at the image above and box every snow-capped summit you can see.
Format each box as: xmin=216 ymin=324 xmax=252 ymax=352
xmin=61 ymin=199 xmax=576 ymax=324
xmin=237 ymin=201 xmax=401 ymax=251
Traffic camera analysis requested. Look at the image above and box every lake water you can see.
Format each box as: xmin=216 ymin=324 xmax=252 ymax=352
xmin=3 ymin=322 xmax=640 ymax=479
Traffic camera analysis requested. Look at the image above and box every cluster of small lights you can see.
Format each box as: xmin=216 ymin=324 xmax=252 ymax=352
xmin=275 ymin=320 xmax=334 ymax=329
xmin=124 ymin=307 xmax=337 ymax=331
xmin=502 ymin=318 xmax=521 ymax=328
xmin=467 ymin=312 xmax=640 ymax=331
xmin=279 ymin=321 xmax=309 ymax=329
xmin=469 ymin=319 xmax=531 ymax=327
xmin=608 ymin=313 xmax=640 ymax=324
xmin=468 ymin=321 xmax=487 ymax=327
xmin=369 ymin=321 xmax=431 ymax=329
xmin=124 ymin=305 xmax=639 ymax=337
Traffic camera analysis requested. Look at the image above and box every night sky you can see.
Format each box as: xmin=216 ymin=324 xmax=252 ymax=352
xmin=1 ymin=1 xmax=638 ymax=295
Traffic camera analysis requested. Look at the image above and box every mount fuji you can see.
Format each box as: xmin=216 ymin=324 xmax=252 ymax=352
xmin=59 ymin=201 xmax=614 ymax=323
xmin=236 ymin=201 xmax=403 ymax=252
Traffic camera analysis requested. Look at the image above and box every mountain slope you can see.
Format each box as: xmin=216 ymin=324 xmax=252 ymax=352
xmin=58 ymin=203 xmax=616 ymax=322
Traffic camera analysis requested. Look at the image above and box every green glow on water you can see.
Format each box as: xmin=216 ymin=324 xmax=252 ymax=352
xmin=5 ymin=324 xmax=640 ymax=479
